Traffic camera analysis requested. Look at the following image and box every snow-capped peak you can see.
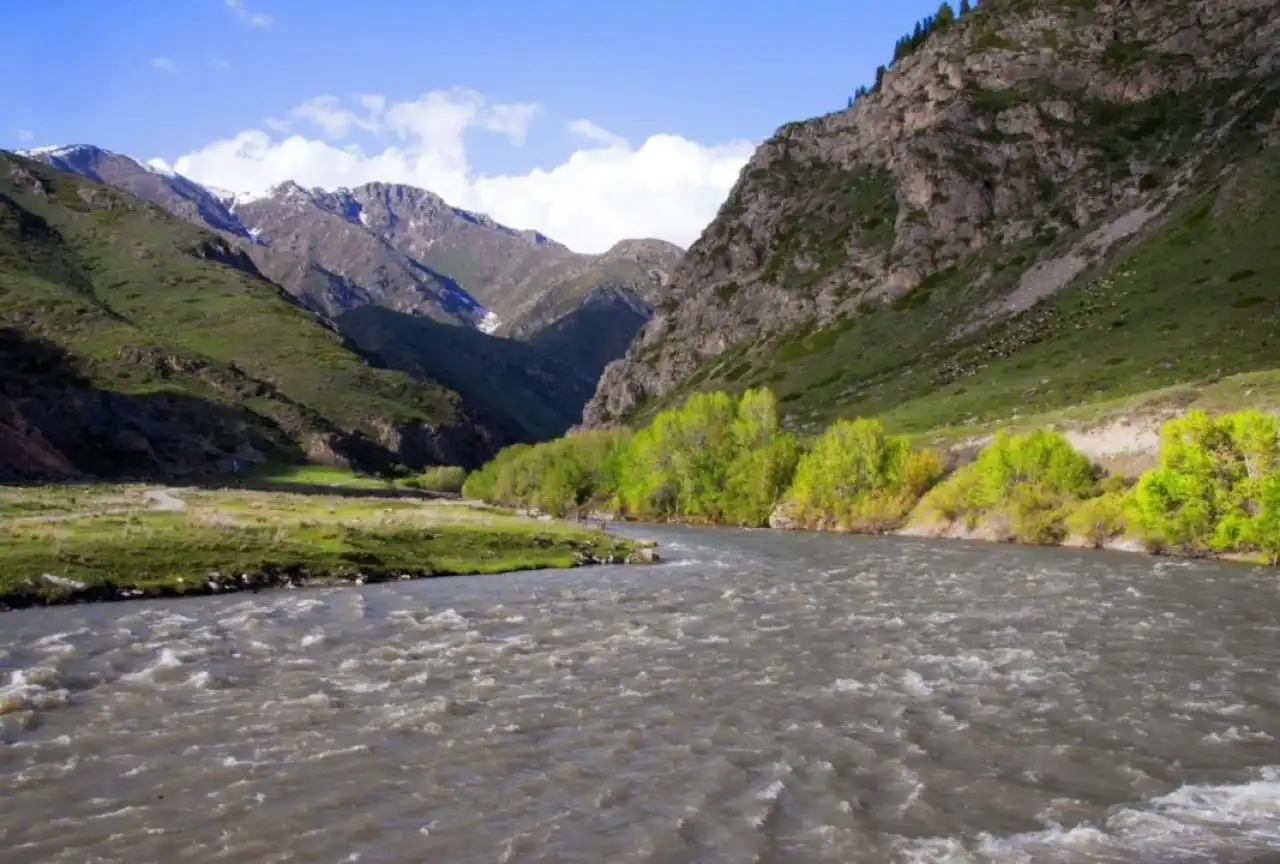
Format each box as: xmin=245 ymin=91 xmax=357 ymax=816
xmin=144 ymin=157 xmax=176 ymax=177
xmin=478 ymin=310 xmax=501 ymax=334
xmin=17 ymin=143 xmax=94 ymax=158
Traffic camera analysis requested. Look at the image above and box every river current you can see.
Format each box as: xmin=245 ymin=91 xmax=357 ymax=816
xmin=3 ymin=526 xmax=1280 ymax=862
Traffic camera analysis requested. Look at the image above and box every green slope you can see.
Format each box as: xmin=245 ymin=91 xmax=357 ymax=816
xmin=639 ymin=141 xmax=1280 ymax=435
xmin=0 ymin=153 xmax=491 ymax=477
xmin=336 ymin=306 xmax=595 ymax=442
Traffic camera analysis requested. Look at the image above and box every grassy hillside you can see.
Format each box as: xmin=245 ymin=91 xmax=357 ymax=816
xmin=336 ymin=306 xmax=596 ymax=442
xmin=0 ymin=153 xmax=491 ymax=477
xmin=636 ymin=143 xmax=1280 ymax=435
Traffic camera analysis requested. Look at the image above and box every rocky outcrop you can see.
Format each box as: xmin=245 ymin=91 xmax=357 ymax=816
xmin=584 ymin=0 xmax=1280 ymax=427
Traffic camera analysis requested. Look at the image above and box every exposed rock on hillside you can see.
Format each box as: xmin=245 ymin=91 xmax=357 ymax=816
xmin=584 ymin=0 xmax=1280 ymax=429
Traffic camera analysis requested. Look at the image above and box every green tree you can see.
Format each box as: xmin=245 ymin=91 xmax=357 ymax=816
xmin=781 ymin=418 xmax=942 ymax=532
xmin=1131 ymin=409 xmax=1279 ymax=554
xmin=920 ymin=429 xmax=1097 ymax=543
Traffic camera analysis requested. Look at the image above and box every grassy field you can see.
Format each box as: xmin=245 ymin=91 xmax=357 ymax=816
xmin=238 ymin=463 xmax=395 ymax=490
xmin=0 ymin=485 xmax=644 ymax=608
xmin=0 ymin=484 xmax=143 ymax=518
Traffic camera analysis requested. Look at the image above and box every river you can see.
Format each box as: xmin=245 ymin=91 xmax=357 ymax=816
xmin=2 ymin=526 xmax=1280 ymax=862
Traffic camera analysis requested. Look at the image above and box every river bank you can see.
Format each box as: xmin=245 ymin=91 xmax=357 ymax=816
xmin=0 ymin=485 xmax=656 ymax=611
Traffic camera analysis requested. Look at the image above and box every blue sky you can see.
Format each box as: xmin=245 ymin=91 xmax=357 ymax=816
xmin=3 ymin=0 xmax=948 ymax=251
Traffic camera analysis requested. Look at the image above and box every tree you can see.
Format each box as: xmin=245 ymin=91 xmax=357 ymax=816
xmin=935 ymin=1 xmax=956 ymax=27
xmin=960 ymin=0 xmax=972 ymax=15
xmin=874 ymin=65 xmax=886 ymax=91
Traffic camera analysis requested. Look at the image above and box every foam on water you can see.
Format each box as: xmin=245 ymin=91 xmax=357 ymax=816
xmin=2 ymin=525 xmax=1279 ymax=862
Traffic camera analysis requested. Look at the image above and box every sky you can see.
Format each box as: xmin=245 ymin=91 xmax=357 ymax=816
xmin=3 ymin=0 xmax=943 ymax=253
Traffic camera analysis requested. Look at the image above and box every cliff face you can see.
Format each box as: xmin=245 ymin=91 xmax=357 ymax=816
xmin=584 ymin=0 xmax=1280 ymax=430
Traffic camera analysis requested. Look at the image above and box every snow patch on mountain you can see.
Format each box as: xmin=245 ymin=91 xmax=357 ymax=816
xmin=478 ymin=311 xmax=502 ymax=334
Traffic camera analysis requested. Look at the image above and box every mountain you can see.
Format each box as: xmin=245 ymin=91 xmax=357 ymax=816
xmin=584 ymin=0 xmax=1280 ymax=434
xmin=0 ymin=152 xmax=505 ymax=480
xmin=336 ymin=307 xmax=596 ymax=442
xmin=18 ymin=146 xmax=683 ymax=378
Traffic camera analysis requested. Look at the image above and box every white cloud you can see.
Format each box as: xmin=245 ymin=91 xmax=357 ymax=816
xmin=166 ymin=90 xmax=755 ymax=254
xmin=151 ymin=57 xmax=178 ymax=74
xmin=225 ymin=0 xmax=273 ymax=27
xmin=568 ymin=119 xmax=628 ymax=150
xmin=15 ymin=128 xmax=35 ymax=143
xmin=211 ymin=55 xmax=232 ymax=71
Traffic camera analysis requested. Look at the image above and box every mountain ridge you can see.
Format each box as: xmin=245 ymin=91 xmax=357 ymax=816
xmin=0 ymin=152 xmax=509 ymax=479
xmin=583 ymin=0 xmax=1280 ymax=433
xmin=17 ymin=144 xmax=682 ymax=353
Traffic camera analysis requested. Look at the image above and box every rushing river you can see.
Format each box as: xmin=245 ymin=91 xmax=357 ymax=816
xmin=3 ymin=527 xmax=1280 ymax=863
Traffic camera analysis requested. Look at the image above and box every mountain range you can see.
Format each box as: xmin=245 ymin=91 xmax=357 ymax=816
xmin=583 ymin=0 xmax=1280 ymax=436
xmin=8 ymin=0 xmax=1280 ymax=482
xmin=10 ymin=144 xmax=682 ymax=467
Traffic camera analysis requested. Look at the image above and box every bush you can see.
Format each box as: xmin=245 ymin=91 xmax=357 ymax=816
xmin=405 ymin=465 xmax=467 ymax=494
xmin=1066 ymin=491 xmax=1130 ymax=548
xmin=780 ymin=418 xmax=944 ymax=532
xmin=465 ymin=388 xmax=800 ymax=526
xmin=917 ymin=429 xmax=1097 ymax=543
xmin=1130 ymin=409 xmax=1279 ymax=555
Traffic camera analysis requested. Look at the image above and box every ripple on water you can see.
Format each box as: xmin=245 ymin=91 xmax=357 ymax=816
xmin=2 ymin=527 xmax=1280 ymax=862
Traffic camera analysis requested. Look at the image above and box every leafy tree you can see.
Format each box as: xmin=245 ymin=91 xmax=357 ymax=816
xmin=920 ymin=429 xmax=1097 ymax=543
xmin=724 ymin=433 xmax=801 ymax=526
xmin=781 ymin=418 xmax=943 ymax=532
xmin=1130 ymin=409 xmax=1279 ymax=554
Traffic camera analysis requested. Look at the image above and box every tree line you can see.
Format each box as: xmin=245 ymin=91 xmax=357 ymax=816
xmin=462 ymin=388 xmax=1280 ymax=565
xmin=848 ymin=0 xmax=976 ymax=108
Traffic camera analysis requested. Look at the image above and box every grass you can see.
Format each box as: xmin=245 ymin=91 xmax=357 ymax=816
xmin=0 ymin=484 xmax=141 ymax=518
xmin=913 ymin=369 xmax=1280 ymax=446
xmin=0 ymin=485 xmax=643 ymax=607
xmin=240 ymin=463 xmax=393 ymax=490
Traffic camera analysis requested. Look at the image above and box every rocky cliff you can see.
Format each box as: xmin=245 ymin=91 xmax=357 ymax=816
xmin=584 ymin=0 xmax=1280 ymax=431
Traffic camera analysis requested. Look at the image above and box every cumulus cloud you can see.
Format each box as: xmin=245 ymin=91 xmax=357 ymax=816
xmin=151 ymin=57 xmax=178 ymax=74
xmin=225 ymin=0 xmax=273 ymax=28
xmin=167 ymin=89 xmax=754 ymax=253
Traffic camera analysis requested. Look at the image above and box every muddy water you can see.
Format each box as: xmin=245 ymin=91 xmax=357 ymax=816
xmin=3 ymin=526 xmax=1280 ymax=862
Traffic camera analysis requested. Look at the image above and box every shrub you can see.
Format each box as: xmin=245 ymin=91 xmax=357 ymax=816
xmin=1129 ymin=409 xmax=1279 ymax=555
xmin=406 ymin=465 xmax=467 ymax=494
xmin=780 ymin=418 xmax=944 ymax=532
xmin=917 ymin=429 xmax=1098 ymax=543
xmin=1066 ymin=491 xmax=1130 ymax=548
